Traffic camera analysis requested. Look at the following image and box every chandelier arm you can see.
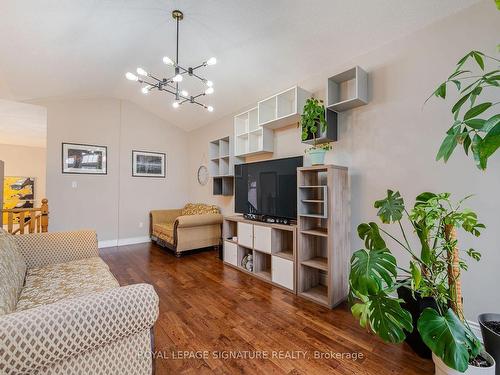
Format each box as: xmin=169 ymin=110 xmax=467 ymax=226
xmin=192 ymin=92 xmax=206 ymax=99
xmin=189 ymin=72 xmax=207 ymax=82
xmin=191 ymin=63 xmax=207 ymax=71
xmin=159 ymin=86 xmax=178 ymax=96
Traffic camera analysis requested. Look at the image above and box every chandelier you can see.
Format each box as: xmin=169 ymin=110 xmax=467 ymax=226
xmin=125 ymin=10 xmax=216 ymax=112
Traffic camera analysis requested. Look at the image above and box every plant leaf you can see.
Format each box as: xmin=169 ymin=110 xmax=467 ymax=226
xmin=463 ymin=133 xmax=472 ymax=155
xmin=436 ymin=133 xmax=458 ymax=162
xmin=451 ymin=93 xmax=471 ymax=114
xmin=349 ymin=248 xmax=397 ymax=295
xmin=435 ymin=83 xmax=446 ymax=99
xmin=464 ymin=118 xmax=486 ymax=130
xmin=357 ymin=222 xmax=386 ymax=250
xmin=417 ymin=308 xmax=481 ymax=372
xmin=471 ymin=134 xmax=486 ymax=170
xmin=351 ymin=301 xmax=370 ymax=328
xmin=472 ymin=51 xmax=484 ymax=70
xmin=367 ymin=293 xmax=413 ymax=344
xmin=374 ymin=190 xmax=405 ymax=223
xmin=464 ymin=102 xmax=492 ymax=121
xmin=451 ymin=80 xmax=461 ymax=90
xmin=480 ymin=122 xmax=500 ymax=166
xmin=410 ymin=261 xmax=422 ymax=289
xmin=483 ymin=114 xmax=500 ymax=133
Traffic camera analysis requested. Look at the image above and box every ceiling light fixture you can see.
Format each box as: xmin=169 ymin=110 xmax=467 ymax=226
xmin=125 ymin=10 xmax=215 ymax=112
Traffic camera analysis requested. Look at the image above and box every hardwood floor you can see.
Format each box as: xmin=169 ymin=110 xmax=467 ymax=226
xmin=100 ymin=242 xmax=433 ymax=375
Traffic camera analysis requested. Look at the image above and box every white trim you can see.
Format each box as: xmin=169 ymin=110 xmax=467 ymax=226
xmin=98 ymin=236 xmax=151 ymax=249
xmin=468 ymin=320 xmax=483 ymax=342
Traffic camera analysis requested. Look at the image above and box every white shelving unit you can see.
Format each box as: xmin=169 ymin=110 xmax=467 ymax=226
xmin=234 ymin=107 xmax=274 ymax=157
xmin=208 ymin=136 xmax=243 ymax=196
xmin=327 ymin=66 xmax=368 ymax=112
xmin=258 ymin=86 xmax=311 ymax=129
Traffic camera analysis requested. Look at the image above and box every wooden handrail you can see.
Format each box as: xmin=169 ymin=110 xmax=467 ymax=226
xmin=3 ymin=198 xmax=49 ymax=234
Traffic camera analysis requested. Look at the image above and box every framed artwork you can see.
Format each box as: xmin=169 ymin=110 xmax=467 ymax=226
xmin=3 ymin=176 xmax=35 ymax=223
xmin=132 ymin=150 xmax=166 ymax=178
xmin=62 ymin=143 xmax=107 ymax=174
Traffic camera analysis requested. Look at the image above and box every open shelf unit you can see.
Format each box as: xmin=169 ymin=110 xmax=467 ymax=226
xmin=222 ymin=216 xmax=297 ymax=292
xmin=234 ymin=107 xmax=274 ymax=157
xmin=297 ymin=165 xmax=350 ymax=308
xmin=209 ymin=136 xmax=243 ymax=196
xmin=258 ymin=86 xmax=311 ymax=129
xmin=327 ymin=66 xmax=368 ymax=112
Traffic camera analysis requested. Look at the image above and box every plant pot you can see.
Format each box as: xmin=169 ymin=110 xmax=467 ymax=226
xmin=433 ymin=352 xmax=495 ymax=375
xmin=308 ymin=148 xmax=327 ymax=165
xmin=479 ymin=313 xmax=500 ymax=375
xmin=397 ymin=285 xmax=437 ymax=359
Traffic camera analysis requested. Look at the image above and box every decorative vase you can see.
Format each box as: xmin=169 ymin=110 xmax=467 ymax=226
xmin=308 ymin=148 xmax=327 ymax=165
xmin=433 ymin=352 xmax=495 ymax=375
xmin=397 ymin=285 xmax=437 ymax=359
xmin=479 ymin=313 xmax=500 ymax=375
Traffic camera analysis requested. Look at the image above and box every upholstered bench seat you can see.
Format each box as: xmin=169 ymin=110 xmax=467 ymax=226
xmin=16 ymin=257 xmax=119 ymax=311
xmin=152 ymin=222 xmax=175 ymax=244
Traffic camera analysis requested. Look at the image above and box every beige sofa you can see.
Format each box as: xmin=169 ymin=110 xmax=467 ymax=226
xmin=150 ymin=203 xmax=223 ymax=256
xmin=0 ymin=229 xmax=159 ymax=375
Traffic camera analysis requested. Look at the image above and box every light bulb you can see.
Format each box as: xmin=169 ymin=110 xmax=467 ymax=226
xmin=125 ymin=72 xmax=138 ymax=81
xmin=206 ymin=57 xmax=217 ymax=66
xmin=207 ymin=106 xmax=214 ymax=112
xmin=172 ymin=101 xmax=180 ymax=109
xmin=172 ymin=74 xmax=183 ymax=82
xmin=163 ymin=56 xmax=174 ymax=65
xmin=181 ymin=90 xmax=189 ymax=97
xmin=205 ymin=87 xmax=214 ymax=95
xmin=141 ymin=86 xmax=149 ymax=94
xmin=136 ymin=67 xmax=148 ymax=76
xmin=205 ymin=80 xmax=213 ymax=87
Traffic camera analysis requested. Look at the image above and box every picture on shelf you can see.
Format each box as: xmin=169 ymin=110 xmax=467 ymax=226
xmin=132 ymin=150 xmax=166 ymax=178
xmin=62 ymin=143 xmax=107 ymax=174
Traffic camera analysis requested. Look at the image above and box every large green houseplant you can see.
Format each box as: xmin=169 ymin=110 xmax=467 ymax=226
xmin=428 ymin=49 xmax=500 ymax=170
xmin=300 ymin=98 xmax=332 ymax=165
xmin=349 ymin=190 xmax=494 ymax=373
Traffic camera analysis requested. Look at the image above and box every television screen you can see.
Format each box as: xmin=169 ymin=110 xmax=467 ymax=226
xmin=235 ymin=156 xmax=303 ymax=220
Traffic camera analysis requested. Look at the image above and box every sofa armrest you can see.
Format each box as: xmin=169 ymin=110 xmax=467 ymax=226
xmin=0 ymin=284 xmax=159 ymax=375
xmin=176 ymin=213 xmax=223 ymax=228
xmin=150 ymin=209 xmax=182 ymax=226
xmin=13 ymin=230 xmax=99 ymax=268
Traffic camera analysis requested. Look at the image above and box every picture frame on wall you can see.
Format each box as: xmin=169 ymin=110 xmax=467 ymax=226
xmin=132 ymin=150 xmax=166 ymax=178
xmin=62 ymin=143 xmax=107 ymax=175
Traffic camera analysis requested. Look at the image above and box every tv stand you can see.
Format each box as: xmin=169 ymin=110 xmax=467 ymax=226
xmin=242 ymin=213 xmax=292 ymax=225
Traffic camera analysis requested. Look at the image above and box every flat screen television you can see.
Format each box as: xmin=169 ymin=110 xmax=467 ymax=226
xmin=234 ymin=156 xmax=303 ymax=220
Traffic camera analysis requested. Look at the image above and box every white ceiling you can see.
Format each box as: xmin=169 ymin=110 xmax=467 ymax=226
xmin=0 ymin=100 xmax=47 ymax=148
xmin=0 ymin=0 xmax=481 ymax=131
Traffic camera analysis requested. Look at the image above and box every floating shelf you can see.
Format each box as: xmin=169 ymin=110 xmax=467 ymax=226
xmin=209 ymin=136 xmax=243 ymax=196
xmin=301 ymin=109 xmax=338 ymax=145
xmin=327 ymin=66 xmax=368 ymax=112
xmin=258 ymin=86 xmax=311 ymax=129
xmin=234 ymin=107 xmax=274 ymax=157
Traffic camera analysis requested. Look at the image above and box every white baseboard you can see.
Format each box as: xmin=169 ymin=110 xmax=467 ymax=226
xmin=98 ymin=236 xmax=151 ymax=249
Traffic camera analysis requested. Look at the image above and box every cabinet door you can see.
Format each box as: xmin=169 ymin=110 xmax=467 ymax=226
xmin=238 ymin=222 xmax=253 ymax=248
xmin=224 ymin=241 xmax=238 ymax=266
xmin=272 ymin=256 xmax=294 ymax=290
xmin=253 ymin=225 xmax=272 ymax=253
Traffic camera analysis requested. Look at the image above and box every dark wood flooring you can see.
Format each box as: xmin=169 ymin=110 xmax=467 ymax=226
xmin=100 ymin=242 xmax=433 ymax=375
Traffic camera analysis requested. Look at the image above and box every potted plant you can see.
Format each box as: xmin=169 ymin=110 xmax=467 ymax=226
xmin=479 ymin=314 xmax=500 ymax=375
xmin=300 ymin=98 xmax=332 ymax=165
xmin=349 ymin=190 xmax=496 ymax=374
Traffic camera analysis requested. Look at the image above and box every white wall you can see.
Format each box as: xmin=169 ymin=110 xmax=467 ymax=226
xmin=33 ymin=98 xmax=190 ymax=244
xmin=188 ymin=1 xmax=500 ymax=321
xmin=0 ymin=144 xmax=46 ymax=206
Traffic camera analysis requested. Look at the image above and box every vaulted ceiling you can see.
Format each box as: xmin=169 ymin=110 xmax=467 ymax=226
xmin=0 ymin=0 xmax=481 ymax=131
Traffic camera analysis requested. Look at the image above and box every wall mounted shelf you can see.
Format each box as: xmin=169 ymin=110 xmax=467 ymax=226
xmin=234 ymin=107 xmax=274 ymax=157
xmin=258 ymin=86 xmax=311 ymax=129
xmin=208 ymin=136 xmax=243 ymax=196
xmin=327 ymin=66 xmax=368 ymax=112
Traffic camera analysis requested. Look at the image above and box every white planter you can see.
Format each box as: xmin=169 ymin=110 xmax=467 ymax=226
xmin=433 ymin=352 xmax=496 ymax=375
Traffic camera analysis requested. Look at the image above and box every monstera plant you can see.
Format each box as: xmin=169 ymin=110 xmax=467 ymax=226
xmin=349 ymin=190 xmax=489 ymax=372
xmin=427 ymin=49 xmax=500 ymax=170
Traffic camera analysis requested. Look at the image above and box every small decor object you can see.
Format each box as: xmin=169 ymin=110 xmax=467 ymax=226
xmin=197 ymin=165 xmax=209 ymax=185
xmin=427 ymin=49 xmax=500 ymax=170
xmin=349 ymin=191 xmax=495 ymax=374
xmin=62 ymin=143 xmax=107 ymax=174
xmin=300 ymin=98 xmax=333 ymax=165
xmin=125 ymin=10 xmax=216 ymax=112
xmin=241 ymin=253 xmax=253 ymax=272
xmin=132 ymin=151 xmax=166 ymax=178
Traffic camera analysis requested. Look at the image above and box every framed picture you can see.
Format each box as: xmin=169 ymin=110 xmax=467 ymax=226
xmin=132 ymin=150 xmax=166 ymax=178
xmin=3 ymin=176 xmax=35 ymax=224
xmin=62 ymin=143 xmax=107 ymax=174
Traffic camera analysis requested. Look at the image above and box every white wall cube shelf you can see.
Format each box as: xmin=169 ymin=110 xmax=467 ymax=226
xmin=234 ymin=107 xmax=274 ymax=157
xmin=327 ymin=66 xmax=368 ymax=112
xmin=258 ymin=86 xmax=311 ymax=129
xmin=209 ymin=136 xmax=243 ymax=196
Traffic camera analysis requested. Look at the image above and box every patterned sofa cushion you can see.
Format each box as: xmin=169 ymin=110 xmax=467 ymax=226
xmin=153 ymin=222 xmax=174 ymax=244
xmin=0 ymin=229 xmax=26 ymax=316
xmin=181 ymin=203 xmax=219 ymax=216
xmin=16 ymin=257 xmax=119 ymax=311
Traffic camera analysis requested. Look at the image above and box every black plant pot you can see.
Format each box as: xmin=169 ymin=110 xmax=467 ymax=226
xmin=397 ymin=285 xmax=437 ymax=359
xmin=479 ymin=313 xmax=500 ymax=375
